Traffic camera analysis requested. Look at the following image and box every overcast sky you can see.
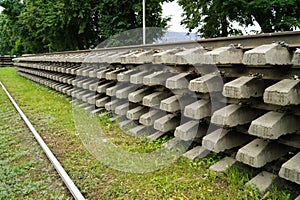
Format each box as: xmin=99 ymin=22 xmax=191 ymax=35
xmin=162 ymin=0 xmax=189 ymax=33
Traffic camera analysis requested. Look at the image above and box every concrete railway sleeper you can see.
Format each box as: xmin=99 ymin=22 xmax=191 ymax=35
xmin=14 ymin=31 xmax=300 ymax=195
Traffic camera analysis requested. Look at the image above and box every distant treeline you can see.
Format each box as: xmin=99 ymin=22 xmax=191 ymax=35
xmin=0 ymin=0 xmax=173 ymax=55
xmin=1 ymin=0 xmax=299 ymax=56
xmin=178 ymin=0 xmax=300 ymax=37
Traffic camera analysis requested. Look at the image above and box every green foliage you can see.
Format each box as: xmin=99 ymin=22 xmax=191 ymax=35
xmin=97 ymin=0 xmax=172 ymax=47
xmin=247 ymin=0 xmax=300 ymax=32
xmin=0 ymin=0 xmax=172 ymax=55
xmin=178 ymin=0 xmax=300 ymax=37
xmin=203 ymin=152 xmax=223 ymax=166
xmin=0 ymin=0 xmax=30 ymax=55
xmin=226 ymin=166 xmax=254 ymax=185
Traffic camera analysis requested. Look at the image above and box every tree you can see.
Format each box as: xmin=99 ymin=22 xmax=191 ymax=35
xmin=178 ymin=0 xmax=300 ymax=38
xmin=97 ymin=0 xmax=173 ymax=47
xmin=0 ymin=0 xmax=30 ymax=55
xmin=19 ymin=0 xmax=102 ymax=52
xmin=246 ymin=0 xmax=300 ymax=33
xmin=0 ymin=0 xmax=173 ymax=55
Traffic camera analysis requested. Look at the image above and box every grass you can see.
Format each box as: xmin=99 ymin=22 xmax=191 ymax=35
xmin=0 ymin=71 xmax=71 ymax=199
xmin=0 ymin=67 xmax=296 ymax=199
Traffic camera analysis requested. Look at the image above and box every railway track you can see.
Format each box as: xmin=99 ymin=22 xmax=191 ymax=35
xmin=0 ymin=82 xmax=85 ymax=200
xmin=13 ymin=31 xmax=300 ymax=195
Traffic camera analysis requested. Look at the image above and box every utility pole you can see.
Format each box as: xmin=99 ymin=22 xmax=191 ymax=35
xmin=143 ymin=0 xmax=146 ymax=45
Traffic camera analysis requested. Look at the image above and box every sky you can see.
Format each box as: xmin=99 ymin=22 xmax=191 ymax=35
xmin=162 ymin=0 xmax=189 ymax=33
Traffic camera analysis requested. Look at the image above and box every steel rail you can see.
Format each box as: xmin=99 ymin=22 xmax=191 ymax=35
xmin=19 ymin=31 xmax=300 ymax=57
xmin=0 ymin=81 xmax=85 ymax=200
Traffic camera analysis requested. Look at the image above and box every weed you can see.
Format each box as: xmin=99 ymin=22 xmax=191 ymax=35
xmin=226 ymin=166 xmax=254 ymax=185
xmin=203 ymin=152 xmax=223 ymax=166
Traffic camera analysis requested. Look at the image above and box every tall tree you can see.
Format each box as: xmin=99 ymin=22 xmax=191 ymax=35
xmin=97 ymin=0 xmax=173 ymax=47
xmin=20 ymin=0 xmax=101 ymax=51
xmin=0 ymin=0 xmax=173 ymax=55
xmin=0 ymin=0 xmax=31 ymax=55
xmin=178 ymin=0 xmax=300 ymax=38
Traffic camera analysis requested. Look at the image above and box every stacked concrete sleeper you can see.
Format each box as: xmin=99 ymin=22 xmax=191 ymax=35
xmin=14 ymin=43 xmax=300 ymax=189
